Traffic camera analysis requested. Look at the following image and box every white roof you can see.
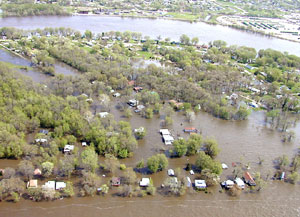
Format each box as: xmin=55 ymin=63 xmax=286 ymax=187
xmin=168 ymin=169 xmax=175 ymax=176
xmin=195 ymin=180 xmax=206 ymax=188
xmin=160 ymin=129 xmax=171 ymax=135
xmin=139 ymin=178 xmax=150 ymax=187
xmin=35 ymin=138 xmax=47 ymax=143
xmin=235 ymin=178 xmax=245 ymax=187
xmin=64 ymin=145 xmax=74 ymax=151
xmin=43 ymin=181 xmax=55 ymax=190
xmin=99 ymin=112 xmax=109 ymax=118
xmin=190 ymin=170 xmax=194 ymax=175
xmin=163 ymin=135 xmax=174 ymax=144
xmin=113 ymin=92 xmax=120 ymax=97
xmin=134 ymin=127 xmax=145 ymax=133
xmin=225 ymin=180 xmax=234 ymax=186
xmin=56 ymin=182 xmax=66 ymax=190
xmin=137 ymin=105 xmax=145 ymax=110
xmin=82 ymin=142 xmax=87 ymax=146
xmin=186 ymin=177 xmax=192 ymax=184
xmin=221 ymin=163 xmax=228 ymax=169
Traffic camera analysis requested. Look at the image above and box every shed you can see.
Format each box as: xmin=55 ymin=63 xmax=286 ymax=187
xmin=113 ymin=92 xmax=121 ymax=97
xmin=190 ymin=170 xmax=194 ymax=175
xmin=128 ymin=99 xmax=139 ymax=107
xmin=82 ymin=142 xmax=87 ymax=147
xmin=139 ymin=178 xmax=150 ymax=187
xmin=221 ymin=163 xmax=228 ymax=169
xmin=162 ymin=134 xmax=174 ymax=145
xmin=195 ymin=180 xmax=206 ymax=189
xmin=224 ymin=180 xmax=234 ymax=188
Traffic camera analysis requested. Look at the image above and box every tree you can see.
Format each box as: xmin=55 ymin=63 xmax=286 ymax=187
xmin=203 ymin=139 xmax=220 ymax=159
xmin=84 ymin=30 xmax=93 ymax=40
xmin=136 ymin=159 xmax=145 ymax=169
xmin=80 ymin=170 xmax=101 ymax=196
xmin=186 ymin=134 xmax=202 ymax=156
xmin=59 ymin=155 xmax=77 ymax=177
xmin=124 ymin=108 xmax=132 ymax=118
xmin=81 ymin=147 xmax=99 ymax=173
xmin=123 ymin=167 xmax=137 ymax=185
xmin=62 ymin=181 xmax=74 ymax=197
xmin=18 ymin=160 xmax=34 ymax=181
xmin=147 ymin=154 xmax=168 ymax=173
xmin=104 ymin=154 xmax=120 ymax=175
xmin=172 ymin=139 xmax=187 ymax=157
xmin=288 ymin=172 xmax=299 ymax=184
xmin=162 ymin=177 xmax=186 ymax=196
xmin=145 ymin=108 xmax=153 ymax=119
xmin=180 ymin=34 xmax=190 ymax=45
xmin=186 ymin=109 xmax=195 ymax=122
xmin=195 ymin=151 xmax=222 ymax=175
xmin=191 ymin=37 xmax=199 ymax=45
xmin=42 ymin=161 xmax=54 ymax=178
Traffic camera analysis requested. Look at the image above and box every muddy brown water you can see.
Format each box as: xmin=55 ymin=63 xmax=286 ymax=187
xmin=1 ymin=102 xmax=299 ymax=217
xmin=0 ymin=42 xmax=300 ymax=217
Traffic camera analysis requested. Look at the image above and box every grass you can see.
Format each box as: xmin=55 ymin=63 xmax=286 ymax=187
xmin=136 ymin=50 xmax=154 ymax=59
xmin=0 ymin=60 xmax=32 ymax=70
xmin=167 ymin=12 xmax=200 ymax=21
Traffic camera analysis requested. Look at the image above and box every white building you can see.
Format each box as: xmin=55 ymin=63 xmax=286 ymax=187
xmin=56 ymin=182 xmax=66 ymax=190
xmin=234 ymin=178 xmax=245 ymax=189
xmin=168 ymin=169 xmax=175 ymax=176
xmin=43 ymin=181 xmax=55 ymax=190
xmin=99 ymin=112 xmax=109 ymax=118
xmin=195 ymin=180 xmax=206 ymax=189
xmin=139 ymin=178 xmax=150 ymax=187
xmin=64 ymin=145 xmax=74 ymax=153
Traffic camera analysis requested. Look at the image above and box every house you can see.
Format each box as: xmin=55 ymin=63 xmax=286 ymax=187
xmin=35 ymin=138 xmax=48 ymax=144
xmin=111 ymin=177 xmax=121 ymax=186
xmin=222 ymin=180 xmax=234 ymax=189
xmin=139 ymin=178 xmax=150 ymax=187
xmin=190 ymin=170 xmax=194 ymax=175
xmin=34 ymin=168 xmax=42 ymax=176
xmin=183 ymin=127 xmax=198 ymax=133
xmin=43 ymin=181 xmax=55 ymax=190
xmin=99 ymin=112 xmax=109 ymax=118
xmin=195 ymin=180 xmax=206 ymax=189
xmin=128 ymin=99 xmax=139 ymax=107
xmin=160 ymin=129 xmax=171 ymax=135
xmin=235 ymin=178 xmax=245 ymax=189
xmin=82 ymin=142 xmax=87 ymax=147
xmin=113 ymin=92 xmax=121 ymax=97
xmin=56 ymin=182 xmax=66 ymax=190
xmin=162 ymin=134 xmax=174 ymax=145
xmin=244 ymin=172 xmax=256 ymax=186
xmin=27 ymin=180 xmax=38 ymax=188
xmin=186 ymin=177 xmax=192 ymax=187
xmin=64 ymin=145 xmax=74 ymax=153
xmin=39 ymin=129 xmax=49 ymax=135
xmin=167 ymin=169 xmax=175 ymax=176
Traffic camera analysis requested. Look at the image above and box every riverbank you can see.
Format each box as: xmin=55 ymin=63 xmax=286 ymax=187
xmin=72 ymin=13 xmax=300 ymax=44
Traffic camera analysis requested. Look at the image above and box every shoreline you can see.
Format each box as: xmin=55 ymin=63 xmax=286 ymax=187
xmin=72 ymin=13 xmax=300 ymax=44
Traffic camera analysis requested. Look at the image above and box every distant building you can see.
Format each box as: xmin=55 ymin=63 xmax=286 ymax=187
xmin=195 ymin=180 xmax=206 ymax=189
xmin=139 ymin=178 xmax=150 ymax=187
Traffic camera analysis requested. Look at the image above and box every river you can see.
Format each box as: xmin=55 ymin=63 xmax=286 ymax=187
xmin=0 ymin=16 xmax=300 ymax=56
xmin=0 ymin=16 xmax=300 ymax=217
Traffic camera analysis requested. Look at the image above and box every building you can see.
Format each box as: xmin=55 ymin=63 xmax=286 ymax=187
xmin=222 ymin=180 xmax=234 ymax=189
xmin=39 ymin=129 xmax=49 ymax=135
xmin=99 ymin=112 xmax=109 ymax=118
xmin=162 ymin=134 xmax=174 ymax=145
xmin=113 ymin=92 xmax=121 ymax=97
xmin=56 ymin=182 xmax=66 ymax=190
xmin=64 ymin=145 xmax=74 ymax=153
xmin=160 ymin=129 xmax=171 ymax=135
xmin=34 ymin=168 xmax=42 ymax=176
xmin=244 ymin=172 xmax=256 ymax=186
xmin=27 ymin=180 xmax=38 ymax=188
xmin=167 ymin=169 xmax=175 ymax=176
xmin=82 ymin=142 xmax=87 ymax=147
xmin=128 ymin=99 xmax=139 ymax=107
xmin=43 ymin=181 xmax=55 ymax=190
xmin=195 ymin=180 xmax=206 ymax=189
xmin=235 ymin=178 xmax=245 ymax=189
xmin=139 ymin=178 xmax=150 ymax=187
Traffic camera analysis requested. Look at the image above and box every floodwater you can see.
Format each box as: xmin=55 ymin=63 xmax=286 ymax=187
xmin=0 ymin=49 xmax=79 ymax=82
xmin=0 ymin=16 xmax=299 ymax=56
xmin=0 ymin=16 xmax=300 ymax=217
xmin=0 ymin=106 xmax=299 ymax=217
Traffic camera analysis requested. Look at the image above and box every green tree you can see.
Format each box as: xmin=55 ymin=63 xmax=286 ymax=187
xmin=172 ymin=139 xmax=187 ymax=157
xmin=41 ymin=161 xmax=54 ymax=178
xmin=147 ymin=154 xmax=168 ymax=173
xmin=81 ymin=147 xmax=99 ymax=173
xmin=195 ymin=151 xmax=222 ymax=175
xmin=203 ymin=139 xmax=220 ymax=159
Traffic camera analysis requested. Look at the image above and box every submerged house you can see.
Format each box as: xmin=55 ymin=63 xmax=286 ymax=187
xmin=195 ymin=180 xmax=206 ymax=189
xmin=244 ymin=172 xmax=256 ymax=186
xmin=64 ymin=145 xmax=74 ymax=154
xmin=139 ymin=178 xmax=150 ymax=187
xmin=27 ymin=180 xmax=38 ymax=188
